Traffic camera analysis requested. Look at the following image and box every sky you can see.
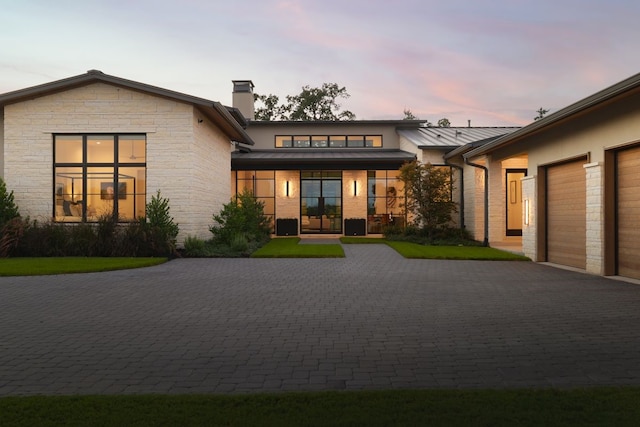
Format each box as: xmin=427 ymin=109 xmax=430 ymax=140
xmin=2 ymin=0 xmax=640 ymax=126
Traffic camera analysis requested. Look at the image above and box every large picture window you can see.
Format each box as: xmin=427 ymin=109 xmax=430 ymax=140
xmin=53 ymin=134 xmax=146 ymax=222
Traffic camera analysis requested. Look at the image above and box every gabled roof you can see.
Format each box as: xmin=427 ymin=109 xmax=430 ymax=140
xmin=398 ymin=127 xmax=520 ymax=149
xmin=0 ymin=69 xmax=254 ymax=145
xmin=464 ymin=71 xmax=640 ymax=159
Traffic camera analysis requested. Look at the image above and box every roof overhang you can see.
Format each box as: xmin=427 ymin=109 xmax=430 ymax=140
xmin=232 ymin=149 xmax=416 ymax=170
xmin=0 ymin=69 xmax=254 ymax=145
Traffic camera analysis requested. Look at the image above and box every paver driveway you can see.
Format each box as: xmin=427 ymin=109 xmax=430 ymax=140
xmin=1 ymin=243 xmax=640 ymax=395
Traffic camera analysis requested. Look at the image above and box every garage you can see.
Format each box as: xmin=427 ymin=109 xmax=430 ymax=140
xmin=546 ymin=159 xmax=586 ymax=269
xmin=617 ymin=145 xmax=640 ymax=279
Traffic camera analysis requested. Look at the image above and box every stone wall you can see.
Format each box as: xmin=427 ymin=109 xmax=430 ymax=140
xmin=3 ymin=82 xmax=231 ymax=243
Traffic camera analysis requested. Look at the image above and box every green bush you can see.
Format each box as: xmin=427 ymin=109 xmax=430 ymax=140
xmin=210 ymin=189 xmax=270 ymax=245
xmin=0 ymin=177 xmax=20 ymax=229
xmin=4 ymin=190 xmax=180 ymax=258
xmin=385 ymin=225 xmax=480 ymax=246
xmin=140 ymin=190 xmax=180 ymax=257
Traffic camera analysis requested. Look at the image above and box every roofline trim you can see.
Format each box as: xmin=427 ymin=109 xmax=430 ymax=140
xmin=464 ymin=72 xmax=640 ymax=158
xmin=0 ymin=69 xmax=254 ymax=145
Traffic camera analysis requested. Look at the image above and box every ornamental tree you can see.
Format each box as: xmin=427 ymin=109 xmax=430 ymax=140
xmin=398 ymin=161 xmax=457 ymax=235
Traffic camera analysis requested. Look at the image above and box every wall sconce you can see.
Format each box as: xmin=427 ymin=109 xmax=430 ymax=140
xmin=286 ymin=180 xmax=290 ymax=197
xmin=524 ymin=199 xmax=530 ymax=225
xmin=353 ymin=180 xmax=358 ymax=196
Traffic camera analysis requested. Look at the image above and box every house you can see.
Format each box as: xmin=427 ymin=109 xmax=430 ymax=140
xmin=0 ymin=71 xmax=520 ymax=243
xmin=230 ymin=80 xmax=519 ymax=236
xmin=0 ymin=70 xmax=253 ymax=241
xmin=446 ymin=72 xmax=640 ymax=281
xmin=2 ymin=69 xmax=637 ymax=282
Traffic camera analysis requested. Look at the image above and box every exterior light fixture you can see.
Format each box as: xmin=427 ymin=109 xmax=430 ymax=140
xmin=524 ymin=199 xmax=530 ymax=225
xmin=286 ymin=180 xmax=290 ymax=197
xmin=353 ymin=180 xmax=358 ymax=196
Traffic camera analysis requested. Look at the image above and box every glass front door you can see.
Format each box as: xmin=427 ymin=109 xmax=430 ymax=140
xmin=506 ymin=169 xmax=526 ymax=236
xmin=301 ymin=171 xmax=342 ymax=233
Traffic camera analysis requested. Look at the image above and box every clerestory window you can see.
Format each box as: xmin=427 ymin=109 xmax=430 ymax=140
xmin=275 ymin=135 xmax=382 ymax=148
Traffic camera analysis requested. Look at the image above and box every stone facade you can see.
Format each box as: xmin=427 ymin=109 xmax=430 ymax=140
xmin=584 ymin=162 xmax=604 ymax=275
xmin=521 ymin=175 xmax=537 ymax=260
xmin=2 ymin=82 xmax=232 ymax=243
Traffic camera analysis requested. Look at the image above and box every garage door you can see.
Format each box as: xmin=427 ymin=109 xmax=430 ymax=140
xmin=546 ymin=160 xmax=586 ymax=269
xmin=617 ymin=146 xmax=640 ymax=279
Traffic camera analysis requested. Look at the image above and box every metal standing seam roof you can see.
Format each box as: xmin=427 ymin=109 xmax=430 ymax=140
xmin=397 ymin=127 xmax=521 ymax=149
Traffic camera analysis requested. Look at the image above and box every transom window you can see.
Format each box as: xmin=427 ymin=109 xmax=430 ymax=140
xmin=53 ymin=134 xmax=146 ymax=222
xmin=275 ymin=135 xmax=382 ymax=148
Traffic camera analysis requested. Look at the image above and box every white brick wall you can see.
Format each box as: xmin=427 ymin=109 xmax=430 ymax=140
xmin=342 ymin=170 xmax=368 ymax=221
xmin=584 ymin=162 xmax=604 ymax=275
xmin=275 ymin=170 xmax=300 ymax=220
xmin=3 ymin=82 xmax=232 ymax=244
xmin=521 ymin=176 xmax=536 ymax=260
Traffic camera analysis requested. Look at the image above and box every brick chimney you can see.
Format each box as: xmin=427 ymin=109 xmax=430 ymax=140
xmin=232 ymin=80 xmax=255 ymax=121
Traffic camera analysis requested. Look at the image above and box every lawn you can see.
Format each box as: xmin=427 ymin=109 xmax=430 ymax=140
xmin=341 ymin=237 xmax=530 ymax=261
xmin=385 ymin=241 xmax=531 ymax=260
xmin=0 ymin=257 xmax=168 ymax=276
xmin=251 ymin=237 xmax=344 ymax=258
xmin=1 ymin=388 xmax=639 ymax=426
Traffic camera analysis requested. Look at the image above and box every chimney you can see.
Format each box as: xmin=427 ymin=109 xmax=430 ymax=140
xmin=232 ymin=80 xmax=255 ymax=121
xmin=468 ymin=119 xmax=471 ymax=128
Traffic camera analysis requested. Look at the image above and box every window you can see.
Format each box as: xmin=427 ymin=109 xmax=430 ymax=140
xmin=53 ymin=134 xmax=146 ymax=222
xmin=235 ymin=170 xmax=275 ymax=232
xmin=275 ymin=135 xmax=382 ymax=148
xmin=367 ymin=170 xmax=405 ymax=233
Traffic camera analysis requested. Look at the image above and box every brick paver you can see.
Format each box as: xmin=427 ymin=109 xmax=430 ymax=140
xmin=1 ymin=243 xmax=640 ymax=395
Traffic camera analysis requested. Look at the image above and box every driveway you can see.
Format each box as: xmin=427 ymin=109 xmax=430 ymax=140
xmin=1 ymin=244 xmax=640 ymax=395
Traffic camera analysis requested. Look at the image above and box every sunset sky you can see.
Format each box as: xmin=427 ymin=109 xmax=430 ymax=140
xmin=2 ymin=0 xmax=639 ymax=126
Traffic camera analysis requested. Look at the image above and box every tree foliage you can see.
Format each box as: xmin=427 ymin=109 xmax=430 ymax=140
xmin=403 ymin=108 xmax=418 ymax=120
xmin=398 ymin=161 xmax=457 ymax=235
xmin=0 ymin=177 xmax=20 ymax=229
xmin=534 ymin=107 xmax=549 ymax=121
xmin=437 ymin=118 xmax=451 ymax=127
xmin=254 ymin=83 xmax=355 ymax=121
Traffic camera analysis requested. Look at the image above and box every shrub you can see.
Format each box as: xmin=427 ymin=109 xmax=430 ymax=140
xmin=140 ymin=190 xmax=180 ymax=257
xmin=0 ymin=217 xmax=28 ymax=257
xmin=210 ymin=189 xmax=270 ymax=245
xmin=182 ymin=235 xmax=209 ymax=257
xmin=0 ymin=177 xmax=20 ymax=229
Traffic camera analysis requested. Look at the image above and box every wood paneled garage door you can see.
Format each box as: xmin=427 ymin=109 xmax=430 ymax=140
xmin=617 ymin=146 xmax=640 ymax=279
xmin=546 ymin=160 xmax=586 ymax=269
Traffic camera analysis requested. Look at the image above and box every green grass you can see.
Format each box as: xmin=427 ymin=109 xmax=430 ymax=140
xmin=340 ymin=236 xmax=387 ymax=244
xmin=340 ymin=237 xmax=530 ymax=260
xmin=0 ymin=257 xmax=168 ymax=276
xmin=385 ymin=241 xmax=530 ymax=260
xmin=1 ymin=388 xmax=640 ymax=426
xmin=251 ymin=237 xmax=344 ymax=258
